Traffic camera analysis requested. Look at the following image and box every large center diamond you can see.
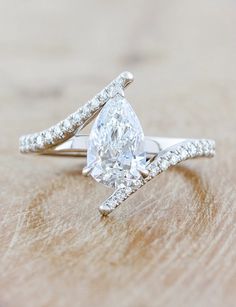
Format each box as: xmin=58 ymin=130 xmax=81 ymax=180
xmin=87 ymin=96 xmax=146 ymax=188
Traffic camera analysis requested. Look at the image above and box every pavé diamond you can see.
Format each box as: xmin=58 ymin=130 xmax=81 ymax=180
xmin=98 ymin=90 xmax=109 ymax=103
xmin=63 ymin=119 xmax=73 ymax=131
xmin=160 ymin=159 xmax=169 ymax=171
xmin=107 ymin=83 xmax=124 ymax=98
xmin=180 ymin=148 xmax=188 ymax=159
xmin=54 ymin=125 xmax=63 ymax=138
xmin=36 ymin=135 xmax=43 ymax=148
xmin=45 ymin=130 xmax=53 ymax=144
xmin=87 ymin=96 xmax=146 ymax=188
xmin=170 ymin=153 xmax=178 ymax=165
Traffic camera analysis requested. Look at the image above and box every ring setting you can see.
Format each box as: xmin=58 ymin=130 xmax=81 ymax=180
xmin=19 ymin=72 xmax=216 ymax=216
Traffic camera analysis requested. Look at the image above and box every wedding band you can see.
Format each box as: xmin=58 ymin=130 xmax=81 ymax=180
xmin=19 ymin=72 xmax=216 ymax=216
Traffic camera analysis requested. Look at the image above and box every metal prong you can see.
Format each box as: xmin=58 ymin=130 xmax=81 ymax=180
xmin=138 ymin=168 xmax=149 ymax=178
xmin=82 ymin=165 xmax=93 ymax=176
xmin=120 ymin=71 xmax=134 ymax=88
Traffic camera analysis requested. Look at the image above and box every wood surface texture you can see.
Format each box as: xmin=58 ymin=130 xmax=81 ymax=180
xmin=0 ymin=0 xmax=236 ymax=306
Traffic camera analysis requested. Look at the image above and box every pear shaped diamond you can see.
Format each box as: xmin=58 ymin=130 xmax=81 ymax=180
xmin=87 ymin=96 xmax=146 ymax=188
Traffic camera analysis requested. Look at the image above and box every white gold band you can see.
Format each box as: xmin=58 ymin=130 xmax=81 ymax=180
xmin=19 ymin=72 xmax=133 ymax=154
xmin=99 ymin=138 xmax=215 ymax=215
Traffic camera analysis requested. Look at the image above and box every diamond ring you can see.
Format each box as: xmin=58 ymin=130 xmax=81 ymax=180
xmin=19 ymin=72 xmax=216 ymax=216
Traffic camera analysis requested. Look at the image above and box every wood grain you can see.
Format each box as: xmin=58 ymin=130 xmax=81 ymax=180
xmin=0 ymin=0 xmax=236 ymax=306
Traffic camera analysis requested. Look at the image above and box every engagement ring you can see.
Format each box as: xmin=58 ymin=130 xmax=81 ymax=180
xmin=19 ymin=72 xmax=216 ymax=216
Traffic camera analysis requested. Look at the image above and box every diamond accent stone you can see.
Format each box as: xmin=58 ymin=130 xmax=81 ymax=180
xmin=45 ymin=130 xmax=53 ymax=144
xmin=62 ymin=118 xmax=73 ymax=131
xmin=170 ymin=153 xmax=178 ymax=165
xmin=160 ymin=159 xmax=169 ymax=171
xmin=54 ymin=125 xmax=63 ymax=138
xmin=72 ymin=111 xmax=82 ymax=125
xmin=98 ymin=90 xmax=109 ymax=104
xmin=82 ymin=105 xmax=91 ymax=118
xmin=107 ymin=83 xmax=124 ymax=98
xmin=180 ymin=148 xmax=188 ymax=159
xmin=87 ymin=96 xmax=146 ymax=188
xmin=188 ymin=143 xmax=197 ymax=157
xmin=91 ymin=97 xmax=100 ymax=109
xmin=148 ymin=163 xmax=160 ymax=177
xmin=36 ymin=135 xmax=44 ymax=148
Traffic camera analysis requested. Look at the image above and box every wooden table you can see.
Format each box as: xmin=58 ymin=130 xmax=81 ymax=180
xmin=0 ymin=0 xmax=236 ymax=306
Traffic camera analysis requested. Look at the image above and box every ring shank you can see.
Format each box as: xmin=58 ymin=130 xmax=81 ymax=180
xmin=41 ymin=135 xmax=194 ymax=157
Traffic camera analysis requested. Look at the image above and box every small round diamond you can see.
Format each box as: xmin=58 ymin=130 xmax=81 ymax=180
xmin=201 ymin=140 xmax=210 ymax=155
xmin=112 ymin=190 xmax=125 ymax=203
xmin=125 ymin=186 xmax=132 ymax=195
xmin=72 ymin=111 xmax=82 ymax=125
xmin=133 ymin=179 xmax=142 ymax=189
xmin=86 ymin=100 xmax=93 ymax=112
xmin=91 ymin=97 xmax=100 ymax=109
xmin=148 ymin=163 xmax=159 ymax=177
xmin=45 ymin=130 xmax=53 ymax=144
xmin=30 ymin=134 xmax=37 ymax=150
xmin=188 ymin=143 xmax=197 ymax=157
xmin=98 ymin=90 xmax=109 ymax=104
xmin=180 ymin=148 xmax=188 ymax=160
xmin=82 ymin=106 xmax=91 ymax=119
xmin=160 ymin=159 xmax=169 ymax=171
xmin=62 ymin=118 xmax=73 ymax=132
xmin=196 ymin=142 xmax=203 ymax=155
xmin=19 ymin=136 xmax=25 ymax=147
xmin=23 ymin=136 xmax=29 ymax=151
xmin=36 ymin=135 xmax=44 ymax=148
xmin=54 ymin=125 xmax=63 ymax=138
xmin=170 ymin=153 xmax=178 ymax=165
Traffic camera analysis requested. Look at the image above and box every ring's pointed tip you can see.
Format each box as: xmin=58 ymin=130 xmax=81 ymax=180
xmin=98 ymin=204 xmax=112 ymax=216
xmin=121 ymin=71 xmax=134 ymax=80
xmin=120 ymin=71 xmax=134 ymax=87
